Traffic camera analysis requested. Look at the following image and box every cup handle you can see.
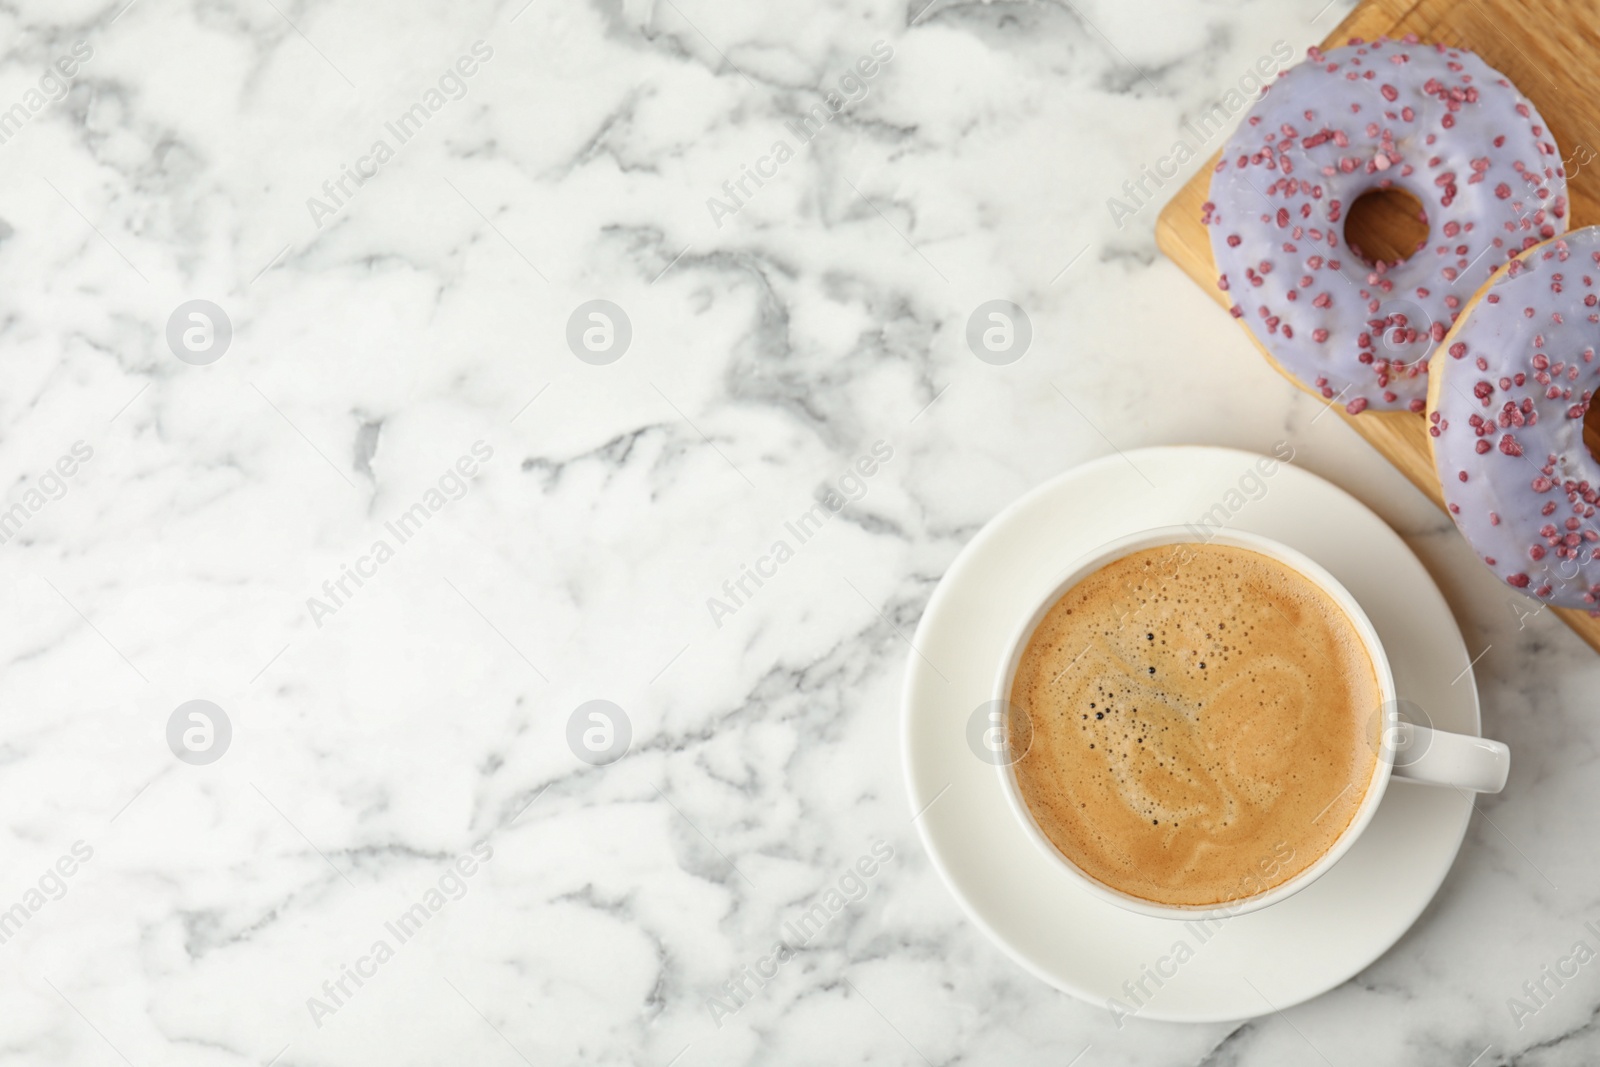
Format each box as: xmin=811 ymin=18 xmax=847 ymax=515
xmin=1389 ymin=721 xmax=1509 ymax=793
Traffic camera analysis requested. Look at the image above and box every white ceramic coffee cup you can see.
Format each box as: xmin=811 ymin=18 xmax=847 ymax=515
xmin=992 ymin=525 xmax=1510 ymax=920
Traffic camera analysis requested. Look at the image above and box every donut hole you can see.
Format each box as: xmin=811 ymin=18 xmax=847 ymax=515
xmin=1586 ymin=397 xmax=1600 ymax=467
xmin=1344 ymin=187 xmax=1429 ymax=267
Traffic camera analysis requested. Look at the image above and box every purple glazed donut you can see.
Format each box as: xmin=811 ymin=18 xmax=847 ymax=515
xmin=1430 ymin=227 xmax=1600 ymax=609
xmin=1205 ymin=37 xmax=1567 ymax=414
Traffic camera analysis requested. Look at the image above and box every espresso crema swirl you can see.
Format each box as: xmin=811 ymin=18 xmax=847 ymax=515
xmin=1010 ymin=543 xmax=1381 ymax=907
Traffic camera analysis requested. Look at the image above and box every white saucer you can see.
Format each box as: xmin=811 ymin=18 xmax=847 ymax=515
xmin=901 ymin=446 xmax=1479 ymax=1023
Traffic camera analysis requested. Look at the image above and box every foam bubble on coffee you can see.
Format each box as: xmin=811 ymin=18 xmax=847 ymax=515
xmin=1009 ymin=543 xmax=1381 ymax=908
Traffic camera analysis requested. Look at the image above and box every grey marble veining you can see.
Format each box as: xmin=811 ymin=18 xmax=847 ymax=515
xmin=1 ymin=0 xmax=1596 ymax=1064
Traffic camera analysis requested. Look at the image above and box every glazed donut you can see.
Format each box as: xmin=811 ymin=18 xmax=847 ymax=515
xmin=1429 ymin=227 xmax=1600 ymax=608
xmin=1205 ymin=37 xmax=1567 ymax=414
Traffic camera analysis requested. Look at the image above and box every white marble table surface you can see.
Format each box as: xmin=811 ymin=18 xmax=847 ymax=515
xmin=2 ymin=0 xmax=1595 ymax=1063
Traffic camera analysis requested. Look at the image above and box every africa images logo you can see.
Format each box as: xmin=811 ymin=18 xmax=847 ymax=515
xmin=306 ymin=840 xmax=494 ymax=1028
xmin=305 ymin=41 xmax=495 ymax=229
xmin=704 ymin=440 xmax=892 ymax=628
xmin=704 ymin=40 xmax=895 ymax=228
xmin=305 ymin=441 xmax=493 ymax=627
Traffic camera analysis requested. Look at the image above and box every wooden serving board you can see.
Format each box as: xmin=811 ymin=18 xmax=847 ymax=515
xmin=1155 ymin=0 xmax=1600 ymax=653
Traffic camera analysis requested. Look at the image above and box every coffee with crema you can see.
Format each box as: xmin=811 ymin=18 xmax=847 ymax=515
xmin=1009 ymin=542 xmax=1381 ymax=907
